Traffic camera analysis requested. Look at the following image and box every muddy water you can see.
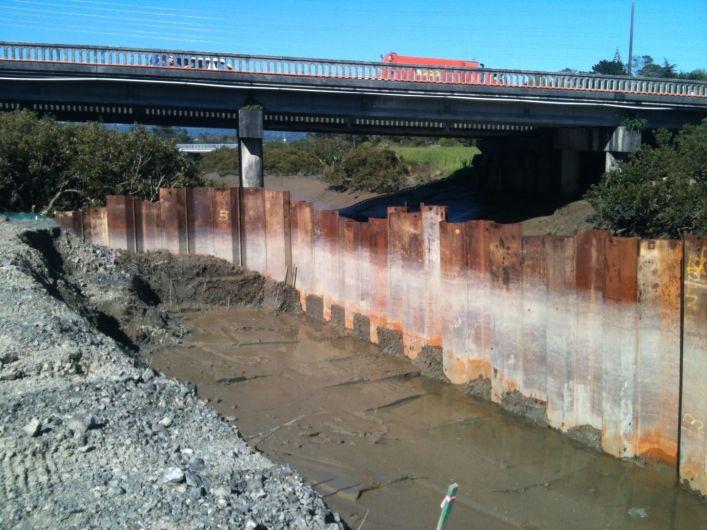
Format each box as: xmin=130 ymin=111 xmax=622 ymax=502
xmin=154 ymin=307 xmax=707 ymax=530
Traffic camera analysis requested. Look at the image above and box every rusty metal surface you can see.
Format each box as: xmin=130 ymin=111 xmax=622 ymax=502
xmin=421 ymin=205 xmax=446 ymax=347
xmin=574 ymin=230 xmax=607 ymax=431
xmin=439 ymin=221 xmax=468 ymax=384
xmin=106 ymin=195 xmax=136 ymax=252
xmin=340 ymin=218 xmax=361 ymax=329
xmin=636 ymin=239 xmax=682 ymax=466
xmin=264 ymin=190 xmax=291 ymax=283
xmin=159 ymin=188 xmax=187 ymax=254
xmin=54 ymin=211 xmax=75 ymax=232
xmin=134 ymin=201 xmax=148 ymax=252
xmin=386 ymin=209 xmax=406 ymax=334
xmin=488 ymin=223 xmax=522 ymax=401
xmin=84 ymin=207 xmax=108 ymax=247
xmin=241 ymin=188 xmax=267 ymax=274
xmin=290 ymin=201 xmax=314 ymax=305
xmin=367 ymin=217 xmax=388 ymax=343
xmin=134 ymin=201 xmax=161 ymax=252
xmin=56 ymin=188 xmax=707 ymax=491
xmin=544 ymin=236 xmax=576 ymax=429
xmin=357 ymin=222 xmax=371 ymax=318
xmin=680 ymin=236 xmax=707 ymax=495
xmin=465 ymin=220 xmax=493 ymax=383
xmin=520 ymin=235 xmax=547 ymax=402
xmin=601 ymin=236 xmax=639 ymax=458
xmin=211 ymin=188 xmax=240 ymax=265
xmin=187 ymin=188 xmax=214 ymax=256
xmin=396 ymin=211 xmax=424 ymax=357
xmin=312 ymin=209 xmax=340 ymax=320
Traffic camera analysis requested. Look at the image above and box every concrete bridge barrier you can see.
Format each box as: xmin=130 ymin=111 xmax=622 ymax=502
xmin=56 ymin=187 xmax=707 ymax=497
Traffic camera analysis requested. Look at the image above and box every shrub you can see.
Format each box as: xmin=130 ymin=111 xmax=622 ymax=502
xmin=323 ymin=143 xmax=406 ymax=193
xmin=264 ymin=141 xmax=321 ymax=175
xmin=0 ymin=110 xmax=201 ymax=213
xmin=197 ymin=147 xmax=239 ymax=176
xmin=585 ymin=119 xmax=707 ymax=238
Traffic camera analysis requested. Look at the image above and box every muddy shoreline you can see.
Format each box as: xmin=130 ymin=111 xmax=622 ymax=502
xmin=155 ymin=307 xmax=707 ymax=530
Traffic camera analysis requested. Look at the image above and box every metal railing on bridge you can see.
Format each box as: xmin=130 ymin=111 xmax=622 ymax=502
xmin=1 ymin=41 xmax=706 ymax=99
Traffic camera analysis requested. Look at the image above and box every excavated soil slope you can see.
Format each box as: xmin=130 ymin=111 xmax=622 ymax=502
xmin=0 ymin=219 xmax=343 ymax=530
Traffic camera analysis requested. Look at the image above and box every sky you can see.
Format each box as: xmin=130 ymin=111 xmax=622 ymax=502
xmin=0 ymin=0 xmax=705 ymax=72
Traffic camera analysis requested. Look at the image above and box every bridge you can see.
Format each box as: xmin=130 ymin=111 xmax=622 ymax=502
xmin=1 ymin=41 xmax=706 ymax=191
xmin=176 ymin=143 xmax=238 ymax=154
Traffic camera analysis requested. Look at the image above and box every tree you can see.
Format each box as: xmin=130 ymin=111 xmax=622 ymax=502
xmin=592 ymin=50 xmax=628 ymax=75
xmin=0 ymin=110 xmax=201 ymax=213
xmin=197 ymin=147 xmax=239 ymax=176
xmin=638 ymin=57 xmax=677 ymax=78
xmin=631 ymin=55 xmax=654 ymax=75
xmin=151 ymin=125 xmax=190 ymax=143
xmin=323 ymin=142 xmax=407 ymax=192
xmin=264 ymin=141 xmax=321 ymax=176
xmin=677 ymin=69 xmax=707 ymax=81
xmin=585 ymin=119 xmax=707 ymax=238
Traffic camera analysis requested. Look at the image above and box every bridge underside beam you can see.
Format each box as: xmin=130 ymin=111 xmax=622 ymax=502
xmin=0 ymin=71 xmax=703 ymax=131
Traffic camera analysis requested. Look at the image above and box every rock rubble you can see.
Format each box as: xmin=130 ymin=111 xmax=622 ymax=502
xmin=0 ymin=219 xmax=343 ymax=529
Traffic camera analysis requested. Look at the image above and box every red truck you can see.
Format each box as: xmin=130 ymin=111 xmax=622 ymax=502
xmin=380 ymin=52 xmax=485 ymax=83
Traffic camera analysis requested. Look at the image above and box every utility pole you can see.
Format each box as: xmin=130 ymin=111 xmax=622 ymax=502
xmin=627 ymin=0 xmax=635 ymax=75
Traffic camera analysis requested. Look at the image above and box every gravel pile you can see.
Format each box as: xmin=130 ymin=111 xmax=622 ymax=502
xmin=0 ymin=218 xmax=344 ymax=529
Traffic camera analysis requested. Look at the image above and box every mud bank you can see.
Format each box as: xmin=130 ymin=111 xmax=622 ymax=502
xmin=0 ymin=220 xmax=343 ymax=529
xmin=155 ymin=307 xmax=707 ymax=530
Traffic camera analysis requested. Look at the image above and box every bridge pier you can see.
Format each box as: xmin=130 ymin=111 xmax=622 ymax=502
xmin=555 ymin=126 xmax=641 ymax=196
xmin=604 ymin=126 xmax=642 ymax=173
xmin=238 ymin=108 xmax=264 ymax=188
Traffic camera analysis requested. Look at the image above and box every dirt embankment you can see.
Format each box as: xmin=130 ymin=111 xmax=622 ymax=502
xmin=0 ymin=219 xmax=343 ymax=529
xmin=206 ymin=172 xmax=379 ymax=211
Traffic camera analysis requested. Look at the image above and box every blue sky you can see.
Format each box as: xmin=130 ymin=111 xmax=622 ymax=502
xmin=1 ymin=0 xmax=705 ymax=72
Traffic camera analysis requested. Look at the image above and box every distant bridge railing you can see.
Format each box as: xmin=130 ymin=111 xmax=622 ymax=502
xmin=177 ymin=143 xmax=237 ymax=153
xmin=1 ymin=41 xmax=706 ymax=99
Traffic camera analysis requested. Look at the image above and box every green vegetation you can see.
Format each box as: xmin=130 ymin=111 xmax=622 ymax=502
xmin=0 ymin=110 xmax=200 ymax=213
xmin=592 ymin=51 xmax=628 ymax=75
xmin=588 ymin=51 xmax=704 ymax=79
xmin=264 ymin=141 xmax=321 ymax=176
xmin=197 ymin=147 xmax=239 ymax=176
xmin=585 ymin=119 xmax=707 ymax=238
xmin=390 ymin=144 xmax=479 ymax=179
xmin=260 ymin=135 xmax=477 ymax=191
xmin=323 ymin=142 xmax=406 ymax=193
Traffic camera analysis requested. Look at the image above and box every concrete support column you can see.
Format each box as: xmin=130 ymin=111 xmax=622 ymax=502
xmin=605 ymin=152 xmax=618 ymax=173
xmin=560 ymin=149 xmax=581 ymax=197
xmin=238 ymin=108 xmax=264 ymax=188
xmin=603 ymin=125 xmax=641 ymax=175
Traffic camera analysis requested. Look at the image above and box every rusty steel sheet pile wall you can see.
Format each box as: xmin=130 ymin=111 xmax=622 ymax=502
xmin=681 ymin=236 xmax=706 ymax=495
xmin=57 ymin=188 xmax=707 ymax=497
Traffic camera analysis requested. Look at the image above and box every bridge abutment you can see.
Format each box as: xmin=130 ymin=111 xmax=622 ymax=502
xmin=555 ymin=126 xmax=642 ymax=196
xmin=238 ymin=108 xmax=264 ymax=188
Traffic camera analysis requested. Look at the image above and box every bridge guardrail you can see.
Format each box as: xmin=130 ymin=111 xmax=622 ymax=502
xmin=1 ymin=41 xmax=706 ymax=99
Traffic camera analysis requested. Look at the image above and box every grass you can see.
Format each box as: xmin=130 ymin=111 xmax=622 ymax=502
xmin=390 ymin=145 xmax=480 ymax=177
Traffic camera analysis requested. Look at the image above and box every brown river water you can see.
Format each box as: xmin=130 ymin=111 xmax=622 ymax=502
xmin=153 ymin=307 xmax=707 ymax=530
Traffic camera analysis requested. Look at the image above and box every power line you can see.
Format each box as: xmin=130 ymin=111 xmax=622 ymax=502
xmin=1 ymin=20 xmax=230 ymax=44
xmin=10 ymin=0 xmax=213 ymax=20
xmin=6 ymin=4 xmax=218 ymax=30
xmin=6 ymin=10 xmax=227 ymax=36
xmin=61 ymin=0 xmax=215 ymax=16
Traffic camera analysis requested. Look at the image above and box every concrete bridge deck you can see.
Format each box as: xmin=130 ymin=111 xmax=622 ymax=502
xmin=1 ymin=42 xmax=706 ymax=134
